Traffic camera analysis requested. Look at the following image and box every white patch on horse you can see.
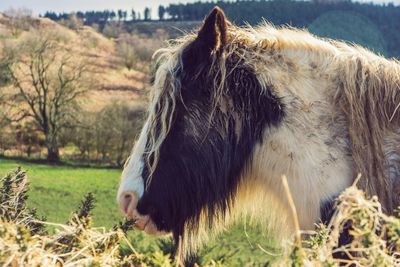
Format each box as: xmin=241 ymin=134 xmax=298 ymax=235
xmin=117 ymin=120 xmax=149 ymax=201
xmin=236 ymin=58 xmax=354 ymax=231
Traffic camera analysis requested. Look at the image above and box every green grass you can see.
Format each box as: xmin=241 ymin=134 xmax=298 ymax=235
xmin=0 ymin=158 xmax=277 ymax=266
xmin=0 ymin=158 xmax=123 ymax=228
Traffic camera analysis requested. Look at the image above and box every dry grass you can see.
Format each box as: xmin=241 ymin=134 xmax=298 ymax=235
xmin=0 ymin=168 xmax=399 ymax=266
xmin=283 ymin=176 xmax=400 ymax=267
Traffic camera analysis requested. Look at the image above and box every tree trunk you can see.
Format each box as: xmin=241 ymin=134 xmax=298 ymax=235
xmin=44 ymin=128 xmax=60 ymax=163
xmin=46 ymin=135 xmax=59 ymax=163
xmin=27 ymin=145 xmax=32 ymax=158
xmin=46 ymin=145 xmax=59 ymax=163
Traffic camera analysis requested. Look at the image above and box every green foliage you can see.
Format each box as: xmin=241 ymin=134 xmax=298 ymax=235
xmin=309 ymin=11 xmax=387 ymax=55
xmin=0 ymin=167 xmax=46 ymax=235
xmin=0 ymin=61 xmax=12 ymax=87
xmin=68 ymin=192 xmax=95 ymax=227
xmin=199 ymin=223 xmax=279 ymax=266
xmin=60 ymin=102 xmax=145 ymax=167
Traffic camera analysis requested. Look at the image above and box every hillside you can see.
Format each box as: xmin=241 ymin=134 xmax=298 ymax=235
xmin=0 ymin=13 xmax=147 ymax=112
xmin=308 ymin=11 xmax=387 ymax=55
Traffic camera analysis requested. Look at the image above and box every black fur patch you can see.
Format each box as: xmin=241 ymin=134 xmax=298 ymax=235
xmin=320 ymin=197 xmax=336 ymax=225
xmin=320 ymin=197 xmax=354 ymax=261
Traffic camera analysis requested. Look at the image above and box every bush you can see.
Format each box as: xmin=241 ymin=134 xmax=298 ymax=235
xmin=4 ymin=8 xmax=34 ymax=36
xmin=59 ymin=14 xmax=84 ymax=30
xmin=116 ymin=31 xmax=166 ymax=71
xmin=102 ymin=22 xmax=124 ymax=39
xmin=61 ymin=102 xmax=145 ymax=166
xmin=287 ymin=181 xmax=400 ymax=266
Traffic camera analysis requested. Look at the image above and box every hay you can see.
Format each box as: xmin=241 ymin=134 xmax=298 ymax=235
xmin=285 ymin=178 xmax=400 ymax=267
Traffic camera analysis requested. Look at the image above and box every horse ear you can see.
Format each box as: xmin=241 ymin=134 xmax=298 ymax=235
xmin=181 ymin=7 xmax=228 ymax=74
xmin=196 ymin=7 xmax=228 ymax=53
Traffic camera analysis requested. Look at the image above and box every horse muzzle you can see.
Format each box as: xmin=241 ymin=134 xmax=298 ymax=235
xmin=119 ymin=191 xmax=168 ymax=236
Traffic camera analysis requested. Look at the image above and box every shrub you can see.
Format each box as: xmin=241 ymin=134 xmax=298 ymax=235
xmin=102 ymin=22 xmax=124 ymax=39
xmin=287 ymin=181 xmax=400 ymax=266
xmin=61 ymin=102 xmax=145 ymax=166
xmin=4 ymin=8 xmax=33 ymax=36
xmin=116 ymin=32 xmax=166 ymax=71
xmin=0 ymin=168 xmax=46 ymax=235
xmin=59 ymin=14 xmax=84 ymax=30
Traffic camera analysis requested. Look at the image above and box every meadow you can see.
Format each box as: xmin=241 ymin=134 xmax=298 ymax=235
xmin=0 ymin=158 xmax=278 ymax=266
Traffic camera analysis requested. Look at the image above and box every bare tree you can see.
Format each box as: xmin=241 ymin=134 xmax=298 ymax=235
xmin=4 ymin=8 xmax=33 ymax=36
xmin=4 ymin=29 xmax=90 ymax=162
xmin=116 ymin=32 xmax=166 ymax=71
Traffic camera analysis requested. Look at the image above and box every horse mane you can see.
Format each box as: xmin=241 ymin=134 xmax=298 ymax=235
xmin=333 ymin=48 xmax=400 ymax=212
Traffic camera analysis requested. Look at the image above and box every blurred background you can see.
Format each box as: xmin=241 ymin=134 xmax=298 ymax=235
xmin=0 ymin=0 xmax=399 ymax=265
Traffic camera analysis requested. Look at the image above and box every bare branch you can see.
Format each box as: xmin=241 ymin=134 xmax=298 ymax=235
xmin=2 ymin=30 xmax=90 ymax=162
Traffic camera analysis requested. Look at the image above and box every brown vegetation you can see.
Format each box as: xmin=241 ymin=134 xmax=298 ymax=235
xmin=286 ymin=181 xmax=400 ymax=266
xmin=3 ymin=28 xmax=91 ymax=162
xmin=0 ymin=12 xmax=165 ymax=165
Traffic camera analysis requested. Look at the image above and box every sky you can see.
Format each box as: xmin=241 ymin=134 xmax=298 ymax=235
xmin=0 ymin=0 xmax=399 ymax=18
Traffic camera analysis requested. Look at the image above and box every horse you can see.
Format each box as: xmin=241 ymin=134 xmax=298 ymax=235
xmin=117 ymin=7 xmax=400 ymax=262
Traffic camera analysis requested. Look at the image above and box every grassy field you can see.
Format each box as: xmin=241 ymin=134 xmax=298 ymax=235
xmin=0 ymin=158 xmax=277 ymax=266
xmin=0 ymin=158 xmax=123 ymax=228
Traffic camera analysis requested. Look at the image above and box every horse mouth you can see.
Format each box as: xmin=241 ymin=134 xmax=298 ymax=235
xmin=132 ymin=213 xmax=169 ymax=236
xmin=119 ymin=191 xmax=169 ymax=236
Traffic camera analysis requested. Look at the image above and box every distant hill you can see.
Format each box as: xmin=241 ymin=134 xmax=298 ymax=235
xmin=125 ymin=20 xmax=201 ymax=39
xmin=309 ymin=11 xmax=387 ymax=55
xmin=0 ymin=13 xmax=147 ymax=112
xmin=147 ymin=1 xmax=400 ymax=58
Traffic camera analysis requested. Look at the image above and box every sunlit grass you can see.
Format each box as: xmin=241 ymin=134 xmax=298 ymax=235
xmin=0 ymin=159 xmax=277 ymax=266
xmin=0 ymin=158 xmax=123 ymax=228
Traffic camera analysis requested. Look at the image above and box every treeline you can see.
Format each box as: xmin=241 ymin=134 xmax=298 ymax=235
xmin=43 ymin=8 xmax=153 ymax=24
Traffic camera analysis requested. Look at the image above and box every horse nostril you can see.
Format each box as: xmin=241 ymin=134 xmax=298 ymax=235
xmin=119 ymin=191 xmax=139 ymax=217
